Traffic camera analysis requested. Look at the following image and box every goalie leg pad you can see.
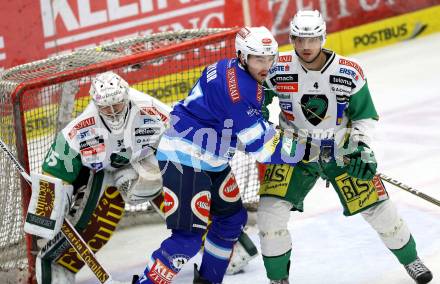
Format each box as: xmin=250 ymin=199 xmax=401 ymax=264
xmin=257 ymin=196 xmax=292 ymax=256
xmin=361 ymin=200 xmax=411 ymax=250
xmin=36 ymin=255 xmax=75 ymax=284
xmin=226 ymin=231 xmax=259 ymax=275
xmin=24 ymin=173 xmax=73 ymax=240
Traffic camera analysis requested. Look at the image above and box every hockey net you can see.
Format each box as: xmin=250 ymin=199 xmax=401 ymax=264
xmin=0 ymin=28 xmax=261 ymax=283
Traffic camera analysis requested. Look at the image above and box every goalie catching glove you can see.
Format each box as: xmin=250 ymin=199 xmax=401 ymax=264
xmin=113 ymin=154 xmax=163 ymax=205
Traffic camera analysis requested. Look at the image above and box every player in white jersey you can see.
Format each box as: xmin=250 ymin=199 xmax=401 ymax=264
xmin=32 ymin=72 xmax=168 ymax=283
xmin=257 ymin=10 xmax=433 ymax=284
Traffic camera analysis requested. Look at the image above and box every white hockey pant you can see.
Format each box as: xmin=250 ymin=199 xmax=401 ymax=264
xmin=257 ymin=196 xmax=293 ymax=256
xmin=361 ymin=200 xmax=411 ymax=249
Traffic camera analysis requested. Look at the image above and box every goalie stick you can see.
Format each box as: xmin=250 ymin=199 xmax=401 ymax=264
xmin=0 ymin=138 xmax=113 ymax=284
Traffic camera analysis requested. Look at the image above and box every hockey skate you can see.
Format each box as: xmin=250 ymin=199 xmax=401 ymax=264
xmin=269 ymin=278 xmax=289 ymax=284
xmin=404 ymin=257 xmax=433 ymax=284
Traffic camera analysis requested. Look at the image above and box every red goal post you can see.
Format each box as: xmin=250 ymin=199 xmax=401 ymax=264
xmin=0 ymin=28 xmax=261 ymax=283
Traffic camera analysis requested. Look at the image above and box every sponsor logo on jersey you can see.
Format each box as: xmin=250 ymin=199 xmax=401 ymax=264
xmin=300 ymin=94 xmax=329 ymax=126
xmin=77 ymin=129 xmax=95 ymax=140
xmin=276 ymin=83 xmax=298 ymax=93
xmin=247 ymin=106 xmax=261 ymax=117
xmin=147 ymin=258 xmax=176 ymax=284
xmin=339 ymin=67 xmax=359 ymax=81
xmin=278 ymin=55 xmax=292 ymax=62
xmin=339 ymin=59 xmax=364 ymax=79
xmin=79 ymin=136 xmax=104 ymax=150
xmin=219 ymin=173 xmax=240 ymax=202
xmin=331 ymin=86 xmax=351 ymax=94
xmin=269 ymin=65 xmax=290 ymax=74
xmin=226 ymin=67 xmax=240 ymax=103
xmin=140 ymin=107 xmax=168 ymax=123
xmin=143 ymin=118 xmax=156 ymax=124
xmin=136 ymin=137 xmax=154 ymax=145
xmin=276 ymin=74 xmax=298 ymax=83
xmin=68 ymin=117 xmax=96 ymax=139
xmin=280 ymin=101 xmax=293 ymax=111
xmin=191 ymin=191 xmax=211 ymax=223
xmin=80 ymin=143 xmax=105 ymax=157
xmin=330 ymin=75 xmax=354 ymax=88
xmin=278 ymin=93 xmax=291 ymax=99
xmin=256 ymin=84 xmax=263 ymax=103
xmin=135 ymin=127 xmax=156 ymax=136
xmin=282 ymin=110 xmax=295 ymax=121
xmin=162 ymin=187 xmax=178 ymax=217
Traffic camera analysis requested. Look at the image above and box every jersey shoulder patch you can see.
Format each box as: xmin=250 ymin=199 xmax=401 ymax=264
xmin=337 ymin=56 xmax=365 ymax=81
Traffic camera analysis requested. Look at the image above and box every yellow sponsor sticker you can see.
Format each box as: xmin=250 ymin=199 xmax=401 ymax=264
xmin=335 ymin=173 xmax=380 ymax=214
xmin=259 ymin=164 xmax=293 ymax=197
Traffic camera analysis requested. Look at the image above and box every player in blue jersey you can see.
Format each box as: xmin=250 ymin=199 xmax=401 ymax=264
xmin=133 ymin=27 xmax=300 ymax=284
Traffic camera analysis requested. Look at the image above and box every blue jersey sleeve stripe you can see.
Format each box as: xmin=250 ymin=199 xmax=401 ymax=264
xmin=237 ymin=121 xmax=265 ymax=145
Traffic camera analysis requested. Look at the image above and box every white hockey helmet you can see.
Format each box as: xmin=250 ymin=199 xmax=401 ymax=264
xmin=90 ymin=71 xmax=129 ymax=131
xmin=290 ymin=10 xmax=326 ymax=42
xmin=235 ymin=27 xmax=278 ymax=64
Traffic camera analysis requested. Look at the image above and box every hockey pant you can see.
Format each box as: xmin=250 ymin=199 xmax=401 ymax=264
xmin=258 ymin=161 xmax=419 ymax=280
xmin=36 ymin=168 xmax=125 ymax=284
xmin=136 ymin=161 xmax=247 ymax=284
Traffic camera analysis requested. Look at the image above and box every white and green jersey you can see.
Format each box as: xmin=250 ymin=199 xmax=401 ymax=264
xmin=42 ymin=88 xmax=170 ymax=183
xmin=264 ymin=49 xmax=378 ymax=150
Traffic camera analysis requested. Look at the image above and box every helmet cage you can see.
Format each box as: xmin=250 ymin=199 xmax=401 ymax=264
xmin=90 ymin=72 xmax=130 ymax=131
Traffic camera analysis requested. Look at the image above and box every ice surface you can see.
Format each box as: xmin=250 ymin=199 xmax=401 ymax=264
xmin=77 ymin=33 xmax=440 ymax=284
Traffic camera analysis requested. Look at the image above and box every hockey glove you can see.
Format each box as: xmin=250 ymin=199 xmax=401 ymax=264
xmin=345 ymin=143 xmax=377 ymax=181
xmin=114 ymin=166 xmax=139 ymax=191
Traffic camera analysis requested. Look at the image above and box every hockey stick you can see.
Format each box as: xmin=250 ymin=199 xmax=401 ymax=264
xmin=336 ymin=155 xmax=440 ymax=207
xmin=377 ymin=173 xmax=440 ymax=207
xmin=0 ymin=138 xmax=113 ymax=284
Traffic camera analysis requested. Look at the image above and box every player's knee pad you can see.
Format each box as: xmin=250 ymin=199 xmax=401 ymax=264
xmin=36 ymin=255 xmax=75 ymax=284
xmin=209 ymin=207 xmax=247 ymax=241
xmin=257 ymin=196 xmax=292 ymax=256
xmin=361 ymin=200 xmax=410 ymax=249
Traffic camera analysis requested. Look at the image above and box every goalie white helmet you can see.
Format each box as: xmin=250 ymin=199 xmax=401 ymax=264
xmin=90 ymin=72 xmax=129 ymax=131
xmin=290 ymin=10 xmax=326 ymax=43
xmin=235 ymin=26 xmax=278 ymax=65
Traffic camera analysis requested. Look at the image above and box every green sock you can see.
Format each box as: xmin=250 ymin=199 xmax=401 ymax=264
xmin=262 ymin=250 xmax=291 ymax=280
xmin=390 ymin=235 xmax=418 ymax=265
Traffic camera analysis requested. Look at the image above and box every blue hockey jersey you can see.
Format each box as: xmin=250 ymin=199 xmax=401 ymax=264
xmin=156 ymin=58 xmax=298 ymax=171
